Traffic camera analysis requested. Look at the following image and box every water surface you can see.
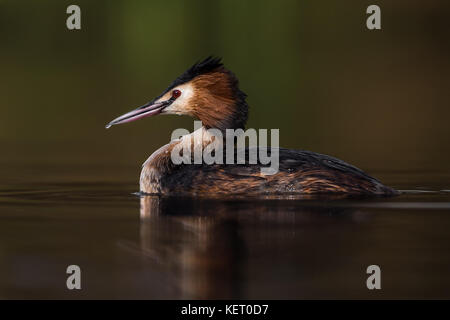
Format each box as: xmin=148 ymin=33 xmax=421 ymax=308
xmin=1 ymin=164 xmax=449 ymax=299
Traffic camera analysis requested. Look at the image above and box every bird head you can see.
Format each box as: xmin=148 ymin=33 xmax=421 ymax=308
xmin=106 ymin=57 xmax=248 ymax=131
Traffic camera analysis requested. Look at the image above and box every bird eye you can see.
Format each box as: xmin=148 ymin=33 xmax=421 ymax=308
xmin=172 ymin=89 xmax=181 ymax=99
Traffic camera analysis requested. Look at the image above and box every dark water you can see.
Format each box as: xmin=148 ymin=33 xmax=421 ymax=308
xmin=1 ymin=164 xmax=449 ymax=299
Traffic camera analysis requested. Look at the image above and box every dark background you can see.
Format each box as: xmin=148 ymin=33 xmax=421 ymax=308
xmin=1 ymin=0 xmax=449 ymax=185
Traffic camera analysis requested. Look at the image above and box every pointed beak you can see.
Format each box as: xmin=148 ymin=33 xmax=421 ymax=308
xmin=105 ymin=100 xmax=171 ymax=129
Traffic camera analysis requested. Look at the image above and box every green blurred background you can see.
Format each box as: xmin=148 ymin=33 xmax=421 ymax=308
xmin=1 ymin=0 xmax=449 ymax=185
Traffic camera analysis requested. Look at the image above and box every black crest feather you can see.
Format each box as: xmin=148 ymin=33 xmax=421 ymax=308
xmin=164 ymin=56 xmax=223 ymax=93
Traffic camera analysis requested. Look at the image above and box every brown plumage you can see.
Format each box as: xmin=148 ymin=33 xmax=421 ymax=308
xmin=106 ymin=57 xmax=398 ymax=197
xmin=190 ymin=72 xmax=240 ymax=129
xmin=140 ymin=146 xmax=397 ymax=196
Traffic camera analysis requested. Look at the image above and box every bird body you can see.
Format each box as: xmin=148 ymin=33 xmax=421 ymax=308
xmin=139 ymin=128 xmax=396 ymax=196
xmin=107 ymin=57 xmax=397 ymax=197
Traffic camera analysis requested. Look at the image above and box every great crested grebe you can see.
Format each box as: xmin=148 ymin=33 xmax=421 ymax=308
xmin=106 ymin=57 xmax=398 ymax=197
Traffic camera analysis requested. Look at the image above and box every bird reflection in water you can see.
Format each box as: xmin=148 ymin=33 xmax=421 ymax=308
xmin=139 ymin=196 xmax=246 ymax=299
xmin=137 ymin=195 xmax=368 ymax=299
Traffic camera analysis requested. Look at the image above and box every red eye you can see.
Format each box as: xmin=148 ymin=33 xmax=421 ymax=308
xmin=172 ymin=89 xmax=181 ymax=99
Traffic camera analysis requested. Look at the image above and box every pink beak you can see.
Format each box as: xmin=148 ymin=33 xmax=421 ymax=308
xmin=105 ymin=100 xmax=169 ymax=129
